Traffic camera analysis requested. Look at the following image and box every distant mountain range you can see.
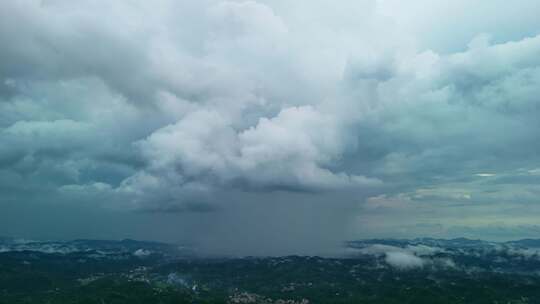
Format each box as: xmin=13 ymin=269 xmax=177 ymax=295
xmin=0 ymin=237 xmax=195 ymax=258
xmin=347 ymin=237 xmax=540 ymax=250
xmin=2 ymin=236 xmax=540 ymax=257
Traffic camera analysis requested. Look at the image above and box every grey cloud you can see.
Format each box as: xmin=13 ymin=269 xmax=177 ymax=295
xmin=1 ymin=0 xmax=540 ymax=254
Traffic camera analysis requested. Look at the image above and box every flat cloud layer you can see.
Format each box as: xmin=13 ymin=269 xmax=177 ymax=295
xmin=1 ymin=0 xmax=540 ymax=255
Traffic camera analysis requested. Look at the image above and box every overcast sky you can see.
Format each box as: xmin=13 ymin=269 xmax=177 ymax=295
xmin=1 ymin=0 xmax=540 ymax=256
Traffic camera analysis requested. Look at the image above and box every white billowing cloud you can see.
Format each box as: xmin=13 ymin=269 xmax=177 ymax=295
xmin=374 ymin=0 xmax=540 ymax=52
xmin=133 ymin=248 xmax=152 ymax=257
xmin=384 ymin=251 xmax=424 ymax=270
xmin=354 ymin=244 xmax=406 ymax=257
xmin=235 ymin=105 xmax=359 ymax=190
xmin=132 ymin=105 xmax=381 ymax=204
xmin=208 ymin=1 xmax=288 ymax=41
xmin=355 ymin=244 xmax=443 ymax=258
xmin=352 ymin=244 xmax=455 ymax=270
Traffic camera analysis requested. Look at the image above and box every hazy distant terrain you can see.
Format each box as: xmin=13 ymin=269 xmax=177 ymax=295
xmin=2 ymin=237 xmax=540 ymax=303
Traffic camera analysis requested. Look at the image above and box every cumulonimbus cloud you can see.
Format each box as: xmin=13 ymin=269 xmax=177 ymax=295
xmin=1 ymin=0 xmax=540 ymax=240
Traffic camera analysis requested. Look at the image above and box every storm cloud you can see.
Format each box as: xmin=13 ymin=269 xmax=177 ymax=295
xmin=1 ymin=0 xmax=540 ymax=255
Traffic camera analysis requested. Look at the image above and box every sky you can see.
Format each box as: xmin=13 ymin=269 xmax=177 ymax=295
xmin=1 ymin=0 xmax=540 ymax=256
